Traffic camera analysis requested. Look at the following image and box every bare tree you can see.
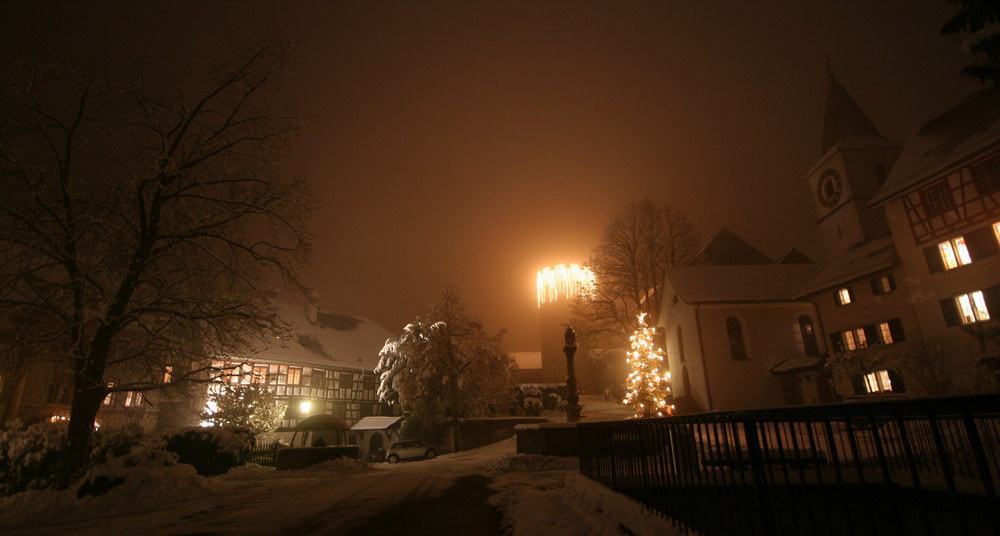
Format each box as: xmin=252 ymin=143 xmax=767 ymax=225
xmin=0 ymin=38 xmax=314 ymax=485
xmin=574 ymin=199 xmax=701 ymax=352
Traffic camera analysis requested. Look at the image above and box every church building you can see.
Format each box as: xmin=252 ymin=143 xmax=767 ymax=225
xmin=660 ymin=66 xmax=1000 ymax=412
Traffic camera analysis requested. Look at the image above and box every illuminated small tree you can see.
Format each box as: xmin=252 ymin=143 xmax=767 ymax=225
xmin=623 ymin=314 xmax=672 ymax=418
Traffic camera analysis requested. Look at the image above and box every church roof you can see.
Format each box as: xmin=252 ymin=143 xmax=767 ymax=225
xmin=798 ymin=235 xmax=897 ymax=296
xmin=698 ymin=227 xmax=771 ymax=265
xmin=820 ymin=63 xmax=900 ymax=156
xmin=665 ymin=264 xmax=823 ymax=304
xmin=252 ymin=301 xmax=394 ymax=371
xmin=772 ymin=248 xmax=814 ymax=265
xmin=871 ymin=87 xmax=1000 ymax=206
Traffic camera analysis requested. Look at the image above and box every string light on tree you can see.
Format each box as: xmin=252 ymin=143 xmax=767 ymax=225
xmin=623 ymin=313 xmax=673 ymax=418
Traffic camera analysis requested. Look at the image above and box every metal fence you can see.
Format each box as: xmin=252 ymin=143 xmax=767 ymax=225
xmin=578 ymin=394 xmax=1000 ymax=535
xmin=242 ymin=443 xmax=281 ymax=467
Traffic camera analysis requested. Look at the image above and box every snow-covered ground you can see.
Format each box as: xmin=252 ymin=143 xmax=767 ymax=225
xmin=0 ymin=397 xmax=689 ymax=535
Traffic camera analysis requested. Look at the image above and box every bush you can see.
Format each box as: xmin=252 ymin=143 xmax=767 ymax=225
xmin=0 ymin=420 xmax=68 ymax=495
xmin=90 ymin=423 xmax=146 ymax=465
xmin=145 ymin=426 xmax=251 ymax=476
xmin=523 ymin=397 xmax=543 ymax=417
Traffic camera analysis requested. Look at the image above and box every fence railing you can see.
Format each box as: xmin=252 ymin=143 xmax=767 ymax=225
xmin=578 ymin=393 xmax=1000 ymax=536
xmin=242 ymin=443 xmax=281 ymax=467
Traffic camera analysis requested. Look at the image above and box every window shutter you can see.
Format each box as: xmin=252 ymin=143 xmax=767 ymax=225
xmin=829 ymin=332 xmax=845 ymax=353
xmin=848 ymin=287 xmax=855 ymax=302
xmin=888 ymin=318 xmax=906 ymax=342
xmin=862 ymin=324 xmax=879 ymax=346
xmin=870 ymin=278 xmax=880 ymax=295
xmin=984 ymin=284 xmax=1000 ymax=318
xmin=965 ymin=226 xmax=999 ymax=261
xmin=851 ymin=375 xmax=866 ymax=395
xmin=940 ymin=298 xmax=962 ymax=327
xmin=924 ymin=245 xmax=945 ymax=274
xmin=886 ymin=273 xmax=896 ymax=291
xmin=888 ymin=369 xmax=906 ymax=393
xmin=833 ymin=290 xmax=842 ymax=306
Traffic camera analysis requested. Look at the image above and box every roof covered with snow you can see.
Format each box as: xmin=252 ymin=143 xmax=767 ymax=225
xmin=350 ymin=416 xmax=403 ymax=431
xmin=665 ymin=264 xmax=823 ymax=304
xmin=798 ymin=235 xmax=897 ymax=296
xmin=871 ymin=87 xmax=1000 ymax=205
xmin=252 ymin=301 xmax=394 ymax=371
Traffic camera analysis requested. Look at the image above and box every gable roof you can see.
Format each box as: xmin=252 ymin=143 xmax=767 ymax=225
xmin=665 ymin=264 xmax=823 ymax=304
xmin=253 ymin=302 xmax=394 ymax=371
xmin=871 ymin=87 xmax=1000 ymax=206
xmin=798 ymin=235 xmax=896 ymax=296
xmin=699 ymin=227 xmax=771 ymax=265
xmin=772 ymin=248 xmax=814 ymax=265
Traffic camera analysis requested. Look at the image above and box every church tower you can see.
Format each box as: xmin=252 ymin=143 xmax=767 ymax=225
xmin=805 ymin=63 xmax=902 ymax=259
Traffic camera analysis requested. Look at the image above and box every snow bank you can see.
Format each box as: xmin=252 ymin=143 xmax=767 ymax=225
xmin=486 ymin=453 xmax=691 ymax=536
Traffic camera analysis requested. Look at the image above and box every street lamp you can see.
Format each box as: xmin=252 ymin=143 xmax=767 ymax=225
xmin=564 ymin=325 xmax=582 ymax=422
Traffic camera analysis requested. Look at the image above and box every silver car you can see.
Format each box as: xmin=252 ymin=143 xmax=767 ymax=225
xmin=385 ymin=440 xmax=437 ymax=463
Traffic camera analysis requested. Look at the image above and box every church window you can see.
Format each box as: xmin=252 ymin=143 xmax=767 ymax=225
xmin=921 ymin=181 xmax=954 ymax=216
xmin=676 ymin=326 xmax=686 ymax=363
xmin=972 ymin=157 xmax=1000 ymax=195
xmin=726 ymin=317 xmax=748 ymax=360
xmin=938 ymin=237 xmax=972 ymax=269
xmin=834 ymin=287 xmax=853 ymax=306
xmin=874 ymin=164 xmax=887 ymax=184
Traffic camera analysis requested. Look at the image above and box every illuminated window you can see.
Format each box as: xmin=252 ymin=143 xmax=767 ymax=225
xmin=994 ymin=222 xmax=1000 ymax=245
xmin=878 ymin=322 xmax=893 ymax=344
xmin=835 ymin=287 xmax=853 ymax=306
xmin=957 ymin=290 xmax=991 ymax=324
xmin=864 ymin=370 xmax=893 ymax=393
xmin=288 ymin=367 xmax=302 ymax=385
xmin=251 ymin=365 xmax=268 ymax=384
xmin=922 ymin=182 xmax=954 ymax=216
xmin=124 ymin=391 xmax=143 ymax=407
xmin=938 ymin=237 xmax=972 ymax=269
xmin=103 ymin=383 xmax=115 ymax=405
xmin=163 ymin=366 xmax=173 ymax=383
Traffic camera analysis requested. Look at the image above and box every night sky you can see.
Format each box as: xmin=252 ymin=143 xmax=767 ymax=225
xmin=1 ymin=1 xmax=981 ymax=352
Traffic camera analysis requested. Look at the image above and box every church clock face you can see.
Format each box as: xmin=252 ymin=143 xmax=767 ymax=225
xmin=817 ymin=169 xmax=842 ymax=208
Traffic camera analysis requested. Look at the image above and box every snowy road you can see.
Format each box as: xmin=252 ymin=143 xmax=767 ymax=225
xmin=11 ymin=456 xmax=504 ymax=535
xmin=2 ymin=400 xmax=686 ymax=535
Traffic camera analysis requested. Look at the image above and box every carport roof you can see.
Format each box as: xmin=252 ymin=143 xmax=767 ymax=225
xmin=350 ymin=416 xmax=403 ymax=431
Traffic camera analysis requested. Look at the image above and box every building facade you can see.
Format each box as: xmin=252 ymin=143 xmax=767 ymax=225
xmin=657 ymin=69 xmax=1000 ymax=412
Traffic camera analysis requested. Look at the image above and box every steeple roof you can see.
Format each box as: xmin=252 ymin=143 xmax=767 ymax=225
xmin=820 ymin=62 xmax=894 ymax=155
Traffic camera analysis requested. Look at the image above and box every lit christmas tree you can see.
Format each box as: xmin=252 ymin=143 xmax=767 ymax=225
xmin=623 ymin=313 xmax=673 ymax=418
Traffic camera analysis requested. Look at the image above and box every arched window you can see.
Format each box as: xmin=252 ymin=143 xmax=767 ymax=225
xmin=799 ymin=315 xmax=819 ymax=356
xmin=726 ymin=317 xmax=747 ymax=360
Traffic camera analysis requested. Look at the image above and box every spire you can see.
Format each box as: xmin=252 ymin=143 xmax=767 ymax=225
xmin=821 ymin=61 xmax=887 ymax=155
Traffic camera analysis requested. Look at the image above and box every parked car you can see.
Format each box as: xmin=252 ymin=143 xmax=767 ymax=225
xmin=385 ymin=440 xmax=437 ymax=463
